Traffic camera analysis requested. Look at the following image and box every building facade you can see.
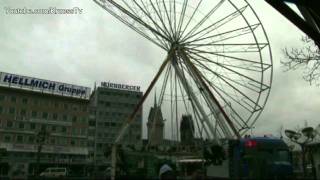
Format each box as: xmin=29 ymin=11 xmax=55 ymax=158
xmin=88 ymin=82 xmax=143 ymax=170
xmin=0 ymin=72 xmax=91 ymax=178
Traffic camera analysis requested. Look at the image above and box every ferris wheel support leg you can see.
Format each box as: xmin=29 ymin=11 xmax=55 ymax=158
xmin=179 ymin=50 xmax=241 ymax=139
xmin=110 ymin=50 xmax=174 ymax=179
xmin=171 ymin=55 xmax=219 ymax=144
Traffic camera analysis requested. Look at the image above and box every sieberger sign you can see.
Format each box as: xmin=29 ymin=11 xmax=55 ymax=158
xmin=0 ymin=72 xmax=91 ymax=99
xmin=101 ymin=82 xmax=140 ymax=92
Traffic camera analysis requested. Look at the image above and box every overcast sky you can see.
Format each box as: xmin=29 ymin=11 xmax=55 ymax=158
xmin=1 ymin=0 xmax=319 ymax=139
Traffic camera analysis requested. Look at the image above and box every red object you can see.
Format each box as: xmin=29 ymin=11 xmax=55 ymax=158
xmin=245 ymin=140 xmax=257 ymax=148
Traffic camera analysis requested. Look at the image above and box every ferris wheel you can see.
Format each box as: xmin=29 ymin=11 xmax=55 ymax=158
xmin=94 ymin=0 xmax=273 ymax=143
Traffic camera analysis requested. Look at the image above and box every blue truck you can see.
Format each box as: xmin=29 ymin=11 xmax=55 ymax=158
xmin=203 ymin=137 xmax=293 ymax=179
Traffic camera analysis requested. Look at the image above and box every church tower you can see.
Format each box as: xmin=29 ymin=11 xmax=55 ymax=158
xmin=147 ymin=92 xmax=164 ymax=146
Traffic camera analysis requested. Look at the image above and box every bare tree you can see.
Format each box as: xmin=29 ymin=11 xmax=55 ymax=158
xmin=282 ymin=36 xmax=320 ymax=85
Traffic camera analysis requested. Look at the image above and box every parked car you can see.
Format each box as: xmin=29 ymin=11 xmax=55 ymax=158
xmin=40 ymin=167 xmax=68 ymax=177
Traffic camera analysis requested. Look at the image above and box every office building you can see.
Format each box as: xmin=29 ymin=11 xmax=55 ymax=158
xmin=88 ymin=82 xmax=143 ymax=169
xmin=0 ymin=72 xmax=91 ymax=178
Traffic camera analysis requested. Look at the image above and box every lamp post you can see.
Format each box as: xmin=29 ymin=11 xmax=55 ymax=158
xmin=0 ymin=148 xmax=7 ymax=176
xmin=36 ymin=129 xmax=49 ymax=177
xmin=285 ymin=127 xmax=316 ymax=177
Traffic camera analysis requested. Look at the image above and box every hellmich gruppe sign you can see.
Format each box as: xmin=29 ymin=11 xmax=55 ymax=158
xmin=0 ymin=72 xmax=91 ymax=99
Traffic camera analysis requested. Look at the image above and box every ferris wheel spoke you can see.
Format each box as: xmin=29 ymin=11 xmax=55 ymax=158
xmin=188 ymin=62 xmax=269 ymax=100
xmin=99 ymin=0 xmax=170 ymax=42
xmin=191 ymin=43 xmax=268 ymax=53
xmin=131 ymin=0 xmax=172 ymax=41
xmin=182 ymin=4 xmax=248 ymax=43
xmin=193 ymin=61 xmax=262 ymax=93
xmin=213 ymin=84 xmax=254 ymax=113
xmin=190 ymin=52 xmax=265 ymax=73
xmin=179 ymin=0 xmax=204 ymax=41
xmin=181 ymin=0 xmax=225 ymax=42
xmin=161 ymin=0 xmax=176 ymax=39
xmin=189 ymin=57 xmax=262 ymax=110
xmin=147 ymin=0 xmax=173 ymax=40
xmin=133 ymin=0 xmax=169 ymax=40
xmin=95 ymin=0 xmax=169 ymax=49
xmin=188 ymin=48 xmax=265 ymax=73
xmin=186 ymin=48 xmax=272 ymax=71
xmin=187 ymin=51 xmax=270 ymax=92
xmin=176 ymin=0 xmax=189 ymax=40
xmin=122 ymin=0 xmax=170 ymax=49
xmin=184 ymin=23 xmax=260 ymax=45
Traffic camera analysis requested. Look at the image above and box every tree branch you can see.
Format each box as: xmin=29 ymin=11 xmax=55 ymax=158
xmin=281 ymin=36 xmax=320 ymax=85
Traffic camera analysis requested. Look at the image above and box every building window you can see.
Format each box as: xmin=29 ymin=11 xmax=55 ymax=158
xmin=20 ymin=109 xmax=27 ymax=116
xmin=89 ymin=120 xmax=96 ymax=127
xmin=33 ymin=99 xmax=39 ymax=105
xmin=30 ymin=123 xmax=36 ymax=130
xmin=63 ymin=115 xmax=68 ymax=121
xmin=4 ymin=135 xmax=11 ymax=142
xmin=62 ymin=127 xmax=67 ymax=133
xmin=22 ymin=98 xmax=28 ymax=104
xmin=82 ymin=106 xmax=87 ymax=112
xmin=0 ymin=106 xmax=3 ymax=114
xmin=42 ymin=112 xmax=48 ymax=119
xmin=53 ymin=113 xmax=58 ymax=120
xmin=81 ymin=117 xmax=87 ymax=123
xmin=72 ymin=128 xmax=77 ymax=135
xmin=28 ymin=136 xmax=35 ymax=143
xmin=31 ymin=111 xmax=37 ymax=118
xmin=88 ymin=129 xmax=95 ymax=136
xmin=60 ymin=138 xmax=67 ymax=145
xmin=80 ymin=140 xmax=86 ymax=147
xmin=64 ymin=104 xmax=68 ymax=109
xmin=70 ymin=140 xmax=75 ymax=146
xmin=9 ymin=107 xmax=15 ymax=115
xmin=50 ymin=138 xmax=55 ymax=145
xmin=19 ymin=122 xmax=24 ymax=129
xmin=51 ymin=126 xmax=56 ymax=132
xmin=0 ymin=94 xmax=5 ymax=101
xmin=17 ymin=135 xmax=23 ymax=143
xmin=73 ymin=105 xmax=78 ymax=111
xmin=7 ymin=121 xmax=13 ymax=128
xmin=80 ymin=128 xmax=86 ymax=136
xmin=11 ymin=96 xmax=16 ymax=103
xmin=41 ymin=125 xmax=46 ymax=131
xmin=72 ymin=116 xmax=77 ymax=123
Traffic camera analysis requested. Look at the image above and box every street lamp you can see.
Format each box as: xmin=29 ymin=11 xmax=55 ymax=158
xmin=36 ymin=129 xmax=50 ymax=177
